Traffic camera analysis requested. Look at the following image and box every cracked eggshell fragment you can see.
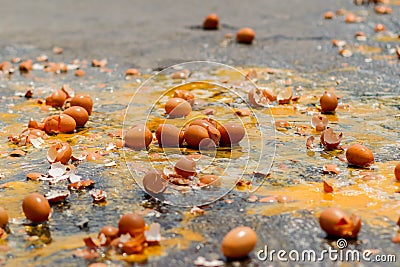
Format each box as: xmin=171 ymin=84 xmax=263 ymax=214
xmin=319 ymin=207 xmax=361 ymax=239
xmin=47 ymin=142 xmax=72 ymax=164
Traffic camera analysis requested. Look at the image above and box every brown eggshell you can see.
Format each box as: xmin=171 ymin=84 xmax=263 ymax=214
xmin=74 ymin=69 xmax=86 ymax=77
xmin=173 ymin=90 xmax=195 ymax=106
xmin=218 ymin=123 xmax=245 ymax=146
xmin=45 ymin=90 xmax=67 ymax=108
xmin=203 ymin=13 xmax=219 ymax=30
xmin=43 ymin=115 xmax=59 ymax=134
xmin=320 ymin=128 xmax=342 ymax=150
xmin=63 ymin=106 xmax=89 ymax=127
xmin=155 ymin=124 xmax=183 ymax=147
xmin=236 ymin=28 xmax=255 ymax=44
xmin=19 ymin=60 xmax=32 ymax=72
xmin=22 ymin=193 xmax=51 ymax=222
xmin=248 ymin=88 xmax=269 ymax=107
xmin=124 ymin=125 xmax=152 ymax=150
xmin=43 ymin=114 xmax=76 ymax=134
xmin=190 ymin=118 xmax=217 ymax=129
xmin=165 ymin=98 xmax=192 ymax=117
xmin=118 ymin=213 xmax=145 ymax=236
xmin=174 ymin=157 xmax=197 ymax=177
xmin=199 ymin=175 xmax=221 ymax=186
xmin=319 ymin=207 xmax=361 ymax=239
xmin=143 ymin=171 xmax=168 ymax=194
xmin=311 ymin=115 xmax=329 ymax=131
xmin=221 ymin=226 xmax=258 ymax=259
xmin=98 ymin=225 xmax=119 ymax=245
xmin=346 ymin=144 xmax=374 ymax=167
xmin=28 ymin=119 xmax=45 ymax=130
xmin=70 ymin=94 xmax=93 ymax=115
xmin=320 ymin=91 xmax=338 ymax=113
xmin=59 ymin=114 xmax=77 ymax=133
xmin=125 ymin=68 xmax=140 ymax=76
xmin=395 ymin=163 xmax=400 ymax=181
xmin=184 ymin=124 xmax=220 ymax=149
xmin=0 ymin=207 xmax=9 ymax=227
xmin=47 ymin=142 xmax=72 ymax=164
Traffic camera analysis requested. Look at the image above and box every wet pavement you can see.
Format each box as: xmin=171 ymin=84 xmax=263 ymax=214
xmin=0 ymin=0 xmax=399 ymax=266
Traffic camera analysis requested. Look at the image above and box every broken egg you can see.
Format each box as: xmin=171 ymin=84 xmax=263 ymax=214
xmin=22 ymin=193 xmax=51 ymax=223
xmin=203 ymin=13 xmax=219 ymax=30
xmin=99 ymin=225 xmax=119 ymax=245
xmin=248 ymin=88 xmax=270 ymax=107
xmin=320 ymin=128 xmax=342 ymax=150
xmin=70 ymin=94 xmax=93 ymax=115
xmin=155 ymin=124 xmax=183 ymax=147
xmin=44 ymin=114 xmax=76 ymax=134
xmin=174 ymin=157 xmax=197 ymax=178
xmin=45 ymin=89 xmax=68 ymax=108
xmin=63 ymin=106 xmax=89 ymax=127
xmin=236 ymin=28 xmax=255 ymax=44
xmin=184 ymin=124 xmax=220 ymax=149
xmin=173 ymin=90 xmax=195 ymax=106
xmin=28 ymin=119 xmax=45 ymax=131
xmin=311 ymin=115 xmax=329 ymax=131
xmin=346 ymin=144 xmax=374 ymax=168
xmin=124 ymin=125 xmax=152 ymax=150
xmin=319 ymin=207 xmax=361 ymax=239
xmin=217 ymin=123 xmax=245 ymax=146
xmin=320 ymin=91 xmax=338 ymax=113
xmin=118 ymin=213 xmax=145 ymax=236
xmin=0 ymin=207 xmax=8 ymax=227
xmin=165 ymin=98 xmax=192 ymax=117
xmin=143 ymin=171 xmax=168 ymax=194
xmin=47 ymin=142 xmax=72 ymax=165
xmin=221 ymin=226 xmax=257 ymax=259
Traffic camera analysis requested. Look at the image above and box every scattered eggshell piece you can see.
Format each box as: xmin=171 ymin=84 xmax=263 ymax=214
xmin=175 ymin=157 xmax=197 ymax=178
xmin=323 ymin=164 xmax=340 ymax=174
xmin=143 ymin=171 xmax=168 ymax=194
xmin=323 ymin=180 xmax=334 ymax=193
xmin=320 ymin=128 xmax=342 ymax=150
xmin=68 ymin=180 xmax=95 ymax=190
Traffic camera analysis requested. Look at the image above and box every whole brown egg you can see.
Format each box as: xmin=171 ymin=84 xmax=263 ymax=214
xmin=63 ymin=106 xmax=89 ymax=127
xmin=70 ymin=94 xmax=93 ymax=115
xmin=124 ymin=125 xmax=152 ymax=150
xmin=22 ymin=193 xmax=51 ymax=222
xmin=221 ymin=226 xmax=258 ymax=259
xmin=217 ymin=123 xmax=245 ymax=146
